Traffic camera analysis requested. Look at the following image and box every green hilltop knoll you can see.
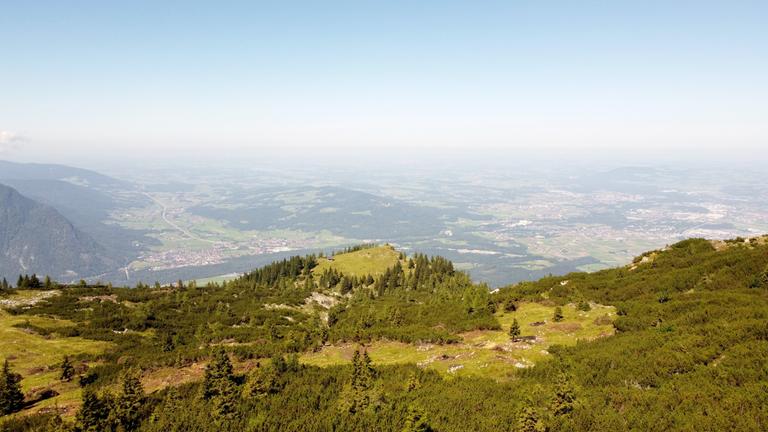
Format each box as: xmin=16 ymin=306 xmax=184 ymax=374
xmin=312 ymin=244 xmax=402 ymax=277
xmin=1 ymin=237 xmax=767 ymax=431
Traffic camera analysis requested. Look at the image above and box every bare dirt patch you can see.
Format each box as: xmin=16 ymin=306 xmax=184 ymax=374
xmin=79 ymin=294 xmax=118 ymax=303
xmin=550 ymin=322 xmax=582 ymax=333
xmin=141 ymin=362 xmax=207 ymax=393
xmin=307 ymin=292 xmax=340 ymax=309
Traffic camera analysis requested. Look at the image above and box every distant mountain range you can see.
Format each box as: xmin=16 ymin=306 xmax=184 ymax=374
xmin=0 ymin=160 xmax=156 ymax=282
xmin=0 ymin=160 xmax=127 ymax=187
xmin=0 ymin=183 xmax=118 ymax=280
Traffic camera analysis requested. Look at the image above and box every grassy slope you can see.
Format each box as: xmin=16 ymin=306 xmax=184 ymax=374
xmin=302 ymin=302 xmax=615 ymax=380
xmin=307 ymin=246 xmax=615 ymax=379
xmin=312 ymin=245 xmax=401 ymax=276
xmin=0 ymin=292 xmax=113 ymax=415
xmin=189 ymin=272 xmax=242 ymax=285
xmin=7 ymin=238 xmax=763 ymax=426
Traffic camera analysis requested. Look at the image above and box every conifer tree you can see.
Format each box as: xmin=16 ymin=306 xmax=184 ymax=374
xmin=350 ymin=349 xmax=361 ymax=388
xmin=75 ymin=388 xmax=110 ymax=432
xmin=517 ymin=403 xmax=545 ymax=432
xmin=286 ymin=353 xmax=300 ymax=372
xmin=212 ymin=377 xmax=239 ymax=421
xmin=60 ymin=356 xmax=75 ymax=382
xmin=244 ymin=363 xmax=281 ymax=398
xmin=405 ymin=372 xmax=420 ymax=392
xmin=551 ymin=372 xmax=575 ymax=416
xmin=402 ymin=405 xmax=433 ymax=432
xmin=146 ymin=387 xmax=184 ymax=431
xmin=341 ymin=349 xmax=376 ymax=413
xmin=202 ymin=348 xmax=235 ymax=400
xmin=45 ymin=414 xmax=68 ymax=432
xmin=509 ymin=318 xmax=521 ymax=341
xmin=553 ymin=306 xmax=564 ymax=322
xmin=343 ymin=349 xmax=379 ymax=413
xmin=271 ymin=354 xmax=288 ymax=374
xmin=360 ymin=350 xmax=376 ymax=386
xmin=504 ymin=298 xmax=518 ymax=312
xmin=0 ymin=359 xmax=25 ymax=415
xmin=201 ymin=348 xmax=240 ymax=422
xmin=116 ymin=368 xmax=145 ymax=430
xmin=161 ymin=332 xmax=175 ymax=352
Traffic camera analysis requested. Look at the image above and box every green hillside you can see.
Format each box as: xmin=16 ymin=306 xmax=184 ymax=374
xmin=1 ymin=238 xmax=767 ymax=431
xmin=0 ymin=291 xmax=114 ymax=417
xmin=303 ymin=301 xmax=616 ymax=379
xmin=313 ymin=244 xmax=402 ymax=276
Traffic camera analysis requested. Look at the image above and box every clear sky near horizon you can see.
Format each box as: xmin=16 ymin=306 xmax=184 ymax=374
xmin=1 ymin=1 xmax=766 ymax=166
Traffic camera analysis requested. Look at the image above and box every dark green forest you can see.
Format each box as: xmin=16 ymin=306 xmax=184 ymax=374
xmin=1 ymin=238 xmax=767 ymax=431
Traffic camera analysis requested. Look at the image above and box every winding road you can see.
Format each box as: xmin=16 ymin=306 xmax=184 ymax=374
xmin=142 ymin=192 xmax=220 ymax=244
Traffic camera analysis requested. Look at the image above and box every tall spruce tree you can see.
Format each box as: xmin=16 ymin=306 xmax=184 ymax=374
xmin=201 ymin=348 xmax=240 ymax=421
xmin=202 ymin=348 xmax=235 ymax=400
xmin=0 ymin=359 xmax=25 ymax=415
xmin=116 ymin=368 xmax=145 ymax=430
xmin=75 ymin=388 xmax=110 ymax=432
xmin=343 ymin=349 xmax=378 ymax=413
xmin=359 ymin=351 xmax=376 ymax=388
xmin=212 ymin=377 xmax=240 ymax=421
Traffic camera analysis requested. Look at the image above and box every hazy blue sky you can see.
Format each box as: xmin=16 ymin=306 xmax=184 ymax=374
xmin=1 ymin=1 xmax=766 ymax=164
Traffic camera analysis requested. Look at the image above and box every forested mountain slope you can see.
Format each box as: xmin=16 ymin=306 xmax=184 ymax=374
xmin=0 ymin=240 xmax=766 ymax=431
xmin=0 ymin=184 xmax=118 ymax=280
xmin=0 ymin=160 xmax=150 ymax=270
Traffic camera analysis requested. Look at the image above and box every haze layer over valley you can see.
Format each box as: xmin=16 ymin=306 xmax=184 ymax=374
xmin=2 ymin=158 xmax=765 ymax=287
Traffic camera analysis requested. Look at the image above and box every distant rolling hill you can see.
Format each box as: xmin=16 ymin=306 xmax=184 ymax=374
xmin=0 ymin=160 xmax=128 ymax=188
xmin=0 ymin=159 xmax=143 ymax=227
xmin=0 ymin=183 xmax=119 ymax=281
xmin=189 ymin=185 xmax=451 ymax=239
